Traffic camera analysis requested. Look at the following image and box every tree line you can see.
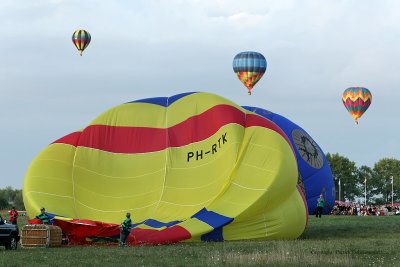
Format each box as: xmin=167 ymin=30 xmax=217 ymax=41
xmin=0 ymin=186 xmax=24 ymax=210
xmin=326 ymin=153 xmax=400 ymax=204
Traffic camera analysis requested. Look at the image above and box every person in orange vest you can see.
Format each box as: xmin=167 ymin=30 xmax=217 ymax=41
xmin=8 ymin=207 xmax=19 ymax=225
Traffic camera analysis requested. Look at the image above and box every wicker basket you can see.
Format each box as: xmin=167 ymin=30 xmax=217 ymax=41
xmin=21 ymin=224 xmax=62 ymax=248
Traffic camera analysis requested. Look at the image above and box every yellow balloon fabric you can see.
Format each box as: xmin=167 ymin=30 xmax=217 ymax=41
xmin=23 ymin=92 xmax=307 ymax=242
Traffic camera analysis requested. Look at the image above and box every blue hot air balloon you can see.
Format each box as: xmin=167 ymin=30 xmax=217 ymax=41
xmin=233 ymin=51 xmax=267 ymax=95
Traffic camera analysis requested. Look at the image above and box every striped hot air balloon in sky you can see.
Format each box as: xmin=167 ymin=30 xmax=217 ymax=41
xmin=342 ymin=87 xmax=372 ymax=124
xmin=72 ymin=29 xmax=91 ymax=56
xmin=233 ymin=51 xmax=267 ymax=95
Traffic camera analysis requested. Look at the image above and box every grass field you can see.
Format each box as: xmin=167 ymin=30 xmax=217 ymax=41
xmin=1 ymin=212 xmax=399 ymax=267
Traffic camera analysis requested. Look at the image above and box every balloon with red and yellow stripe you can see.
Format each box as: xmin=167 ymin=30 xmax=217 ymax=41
xmin=23 ymin=92 xmax=307 ymax=245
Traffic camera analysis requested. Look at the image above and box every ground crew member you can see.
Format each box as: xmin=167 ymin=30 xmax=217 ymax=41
xmin=316 ymin=194 xmax=325 ymax=218
xmin=120 ymin=212 xmax=132 ymax=247
xmin=35 ymin=207 xmax=51 ymax=224
xmin=8 ymin=206 xmax=19 ymax=225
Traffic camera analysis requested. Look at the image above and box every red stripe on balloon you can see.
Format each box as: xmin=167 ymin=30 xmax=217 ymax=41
xmin=52 ymin=131 xmax=82 ymax=146
xmin=342 ymin=99 xmax=371 ymax=108
xmin=53 ymin=104 xmax=291 ymax=153
xmin=78 ymin=125 xmax=167 ymax=153
xmin=297 ymin=185 xmax=309 ymax=227
xmin=132 ymin=225 xmax=192 ymax=245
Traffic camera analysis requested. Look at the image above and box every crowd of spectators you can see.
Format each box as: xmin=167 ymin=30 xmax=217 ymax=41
xmin=330 ymin=201 xmax=400 ymax=216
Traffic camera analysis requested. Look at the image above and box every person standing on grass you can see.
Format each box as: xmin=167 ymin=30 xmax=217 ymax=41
xmin=35 ymin=207 xmax=51 ymax=224
xmin=8 ymin=206 xmax=19 ymax=225
xmin=120 ymin=212 xmax=132 ymax=247
xmin=316 ymin=194 xmax=325 ymax=218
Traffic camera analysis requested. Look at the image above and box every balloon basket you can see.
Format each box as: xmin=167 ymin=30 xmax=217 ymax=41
xmin=21 ymin=225 xmax=63 ymax=248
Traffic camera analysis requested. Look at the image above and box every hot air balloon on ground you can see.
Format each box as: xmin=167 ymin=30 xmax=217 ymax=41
xmin=72 ymin=29 xmax=91 ymax=56
xmin=242 ymin=106 xmax=335 ymax=215
xmin=233 ymin=51 xmax=267 ymax=95
xmin=342 ymin=87 xmax=372 ymax=124
xmin=23 ymin=92 xmax=307 ymax=245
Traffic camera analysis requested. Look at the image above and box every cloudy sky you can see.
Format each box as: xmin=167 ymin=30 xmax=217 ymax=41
xmin=1 ymin=0 xmax=399 ymax=188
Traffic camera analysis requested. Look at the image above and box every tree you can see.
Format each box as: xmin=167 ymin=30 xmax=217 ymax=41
xmin=0 ymin=187 xmax=25 ymax=210
xmin=356 ymin=165 xmax=374 ymax=203
xmin=0 ymin=186 xmax=15 ymax=204
xmin=326 ymin=153 xmax=360 ymax=201
xmin=13 ymin=190 xmax=24 ymax=210
xmin=372 ymin=158 xmax=400 ymax=204
xmin=0 ymin=188 xmax=9 ymax=209
xmin=0 ymin=197 xmax=8 ymax=209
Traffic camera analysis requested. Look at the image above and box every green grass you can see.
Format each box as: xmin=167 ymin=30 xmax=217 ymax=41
xmin=1 ymin=214 xmax=399 ymax=266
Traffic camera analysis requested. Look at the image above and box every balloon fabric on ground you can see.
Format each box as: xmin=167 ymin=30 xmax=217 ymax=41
xmin=23 ymin=92 xmax=307 ymax=245
xmin=242 ymin=106 xmax=335 ymax=215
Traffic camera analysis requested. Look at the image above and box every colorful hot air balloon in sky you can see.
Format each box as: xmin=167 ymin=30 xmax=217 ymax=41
xmin=24 ymin=92 xmax=307 ymax=245
xmin=72 ymin=29 xmax=91 ymax=56
xmin=233 ymin=51 xmax=267 ymax=95
xmin=342 ymin=87 xmax=372 ymax=124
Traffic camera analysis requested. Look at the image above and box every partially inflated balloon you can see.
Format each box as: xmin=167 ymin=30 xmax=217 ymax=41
xmin=342 ymin=87 xmax=372 ymax=124
xmin=243 ymin=106 xmax=335 ymax=215
xmin=233 ymin=51 xmax=267 ymax=95
xmin=24 ymin=92 xmax=307 ymax=245
xmin=72 ymin=29 xmax=91 ymax=56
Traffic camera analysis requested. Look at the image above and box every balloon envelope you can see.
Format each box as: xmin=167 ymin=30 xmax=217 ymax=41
xmin=24 ymin=92 xmax=307 ymax=244
xmin=72 ymin=29 xmax=91 ymax=56
xmin=342 ymin=87 xmax=372 ymax=124
xmin=233 ymin=51 xmax=267 ymax=95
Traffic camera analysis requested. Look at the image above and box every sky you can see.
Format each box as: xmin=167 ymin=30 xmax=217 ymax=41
xmin=1 ymin=0 xmax=399 ymax=189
